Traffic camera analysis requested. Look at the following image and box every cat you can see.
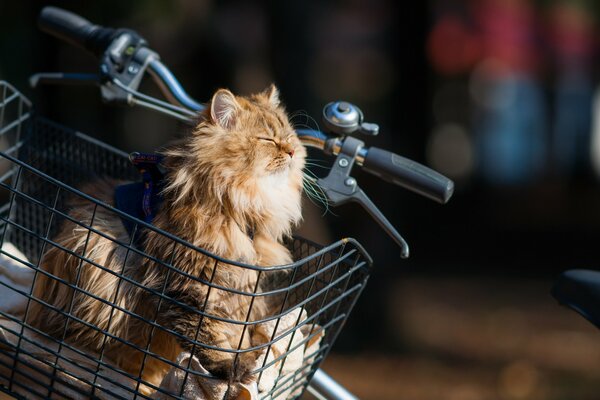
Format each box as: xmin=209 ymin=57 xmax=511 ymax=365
xmin=28 ymin=84 xmax=306 ymax=395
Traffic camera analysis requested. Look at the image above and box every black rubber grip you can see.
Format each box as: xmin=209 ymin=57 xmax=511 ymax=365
xmin=362 ymin=147 xmax=454 ymax=204
xmin=38 ymin=6 xmax=115 ymax=56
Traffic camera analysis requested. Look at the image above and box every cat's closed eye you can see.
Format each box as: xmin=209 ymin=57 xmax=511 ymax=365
xmin=258 ymin=137 xmax=277 ymax=145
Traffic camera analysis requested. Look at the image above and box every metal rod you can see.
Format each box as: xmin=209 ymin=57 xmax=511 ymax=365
xmin=147 ymin=59 xmax=205 ymax=112
xmin=308 ymin=369 xmax=359 ymax=400
xmin=296 ymin=129 xmax=367 ymax=164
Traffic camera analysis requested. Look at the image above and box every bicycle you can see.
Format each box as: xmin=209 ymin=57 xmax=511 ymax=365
xmin=0 ymin=7 xmax=453 ymax=400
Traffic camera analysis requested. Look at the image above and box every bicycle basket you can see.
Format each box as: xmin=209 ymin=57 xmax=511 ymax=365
xmin=0 ymin=81 xmax=372 ymax=400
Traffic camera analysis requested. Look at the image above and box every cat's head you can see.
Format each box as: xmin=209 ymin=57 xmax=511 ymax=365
xmin=165 ymin=85 xmax=306 ymax=232
xmin=206 ymin=84 xmax=306 ymax=180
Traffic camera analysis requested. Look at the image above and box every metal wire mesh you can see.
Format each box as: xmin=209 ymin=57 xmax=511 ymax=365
xmin=0 ymin=81 xmax=372 ymax=400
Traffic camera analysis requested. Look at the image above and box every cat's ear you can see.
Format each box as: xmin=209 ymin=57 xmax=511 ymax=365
xmin=264 ymin=84 xmax=280 ymax=107
xmin=210 ymin=89 xmax=240 ymax=129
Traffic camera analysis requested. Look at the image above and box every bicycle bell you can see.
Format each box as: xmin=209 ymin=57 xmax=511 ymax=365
xmin=322 ymin=101 xmax=379 ymax=136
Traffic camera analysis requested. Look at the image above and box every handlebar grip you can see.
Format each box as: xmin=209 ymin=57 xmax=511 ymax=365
xmin=38 ymin=6 xmax=115 ymax=56
xmin=362 ymin=147 xmax=454 ymax=204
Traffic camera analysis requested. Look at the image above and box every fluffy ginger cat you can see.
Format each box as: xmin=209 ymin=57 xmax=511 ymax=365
xmin=29 ymin=85 xmax=306 ymax=394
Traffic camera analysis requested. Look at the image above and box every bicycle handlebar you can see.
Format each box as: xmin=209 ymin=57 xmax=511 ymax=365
xmin=296 ymin=129 xmax=453 ymax=204
xmin=36 ymin=6 xmax=454 ymax=206
xmin=38 ymin=6 xmax=117 ymax=56
xmin=363 ymin=147 xmax=453 ymax=203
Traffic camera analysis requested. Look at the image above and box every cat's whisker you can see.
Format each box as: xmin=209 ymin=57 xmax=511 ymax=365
xmin=290 ymin=109 xmax=321 ymax=132
xmin=302 ymin=171 xmax=330 ymax=215
xmin=293 ymin=118 xmax=319 ymax=129
xmin=304 ymin=171 xmax=337 ymax=216
xmin=302 ymin=181 xmax=324 ymax=207
xmin=288 ymin=110 xmax=307 ymax=121
xmin=292 ymin=123 xmax=314 ymax=132
xmin=304 ymin=162 xmax=329 ymax=170
xmin=289 ymin=109 xmax=309 ymax=121
xmin=302 ymin=167 xmax=319 ymax=180
xmin=303 ymin=114 xmax=321 ymax=132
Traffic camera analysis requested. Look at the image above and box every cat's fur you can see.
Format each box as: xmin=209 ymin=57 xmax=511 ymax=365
xmin=28 ymin=85 xmax=306 ymax=394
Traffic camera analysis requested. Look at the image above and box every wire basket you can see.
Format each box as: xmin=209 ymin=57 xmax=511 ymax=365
xmin=0 ymin=81 xmax=372 ymax=400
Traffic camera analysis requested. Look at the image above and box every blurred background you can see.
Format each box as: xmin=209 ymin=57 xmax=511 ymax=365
xmin=2 ymin=0 xmax=600 ymax=399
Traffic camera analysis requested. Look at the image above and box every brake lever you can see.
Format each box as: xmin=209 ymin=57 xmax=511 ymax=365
xmin=317 ymin=135 xmax=410 ymax=258
xmin=31 ymin=29 xmax=158 ymax=107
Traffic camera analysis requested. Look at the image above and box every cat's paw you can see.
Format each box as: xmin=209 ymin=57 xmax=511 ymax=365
xmin=198 ymin=348 xmax=260 ymax=384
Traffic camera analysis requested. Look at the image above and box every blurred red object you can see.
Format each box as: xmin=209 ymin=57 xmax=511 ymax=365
xmin=427 ymin=15 xmax=482 ymax=75
xmin=471 ymin=0 xmax=540 ymax=73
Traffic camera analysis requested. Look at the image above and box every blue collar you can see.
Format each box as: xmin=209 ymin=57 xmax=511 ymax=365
xmin=114 ymin=152 xmax=164 ymax=243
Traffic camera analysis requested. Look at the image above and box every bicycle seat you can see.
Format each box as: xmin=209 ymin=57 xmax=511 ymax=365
xmin=552 ymin=269 xmax=600 ymax=329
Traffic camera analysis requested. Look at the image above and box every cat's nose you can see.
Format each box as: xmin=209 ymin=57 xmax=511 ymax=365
xmin=287 ymin=149 xmax=294 ymax=158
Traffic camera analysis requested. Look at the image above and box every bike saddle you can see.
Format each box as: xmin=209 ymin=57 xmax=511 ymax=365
xmin=552 ymin=269 xmax=600 ymax=329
